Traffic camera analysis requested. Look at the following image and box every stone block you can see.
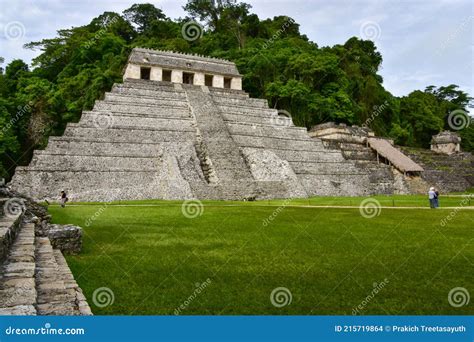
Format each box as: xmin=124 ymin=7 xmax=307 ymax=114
xmin=47 ymin=224 xmax=83 ymax=254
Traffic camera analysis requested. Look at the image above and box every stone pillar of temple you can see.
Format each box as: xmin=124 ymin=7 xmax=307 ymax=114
xmin=213 ymin=75 xmax=224 ymax=88
xmin=194 ymin=72 xmax=205 ymax=86
xmin=171 ymin=70 xmax=183 ymax=83
xmin=150 ymin=67 xmax=162 ymax=81
xmin=123 ymin=64 xmax=140 ymax=80
xmin=231 ymin=77 xmax=242 ymax=90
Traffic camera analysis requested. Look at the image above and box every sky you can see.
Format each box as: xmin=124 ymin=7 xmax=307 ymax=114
xmin=0 ymin=0 xmax=472 ymax=108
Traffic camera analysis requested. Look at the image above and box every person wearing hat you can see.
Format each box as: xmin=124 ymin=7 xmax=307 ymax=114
xmin=428 ymin=187 xmax=436 ymax=208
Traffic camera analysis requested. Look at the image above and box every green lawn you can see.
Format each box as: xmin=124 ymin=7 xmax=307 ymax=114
xmin=48 ymin=196 xmax=474 ymax=315
xmin=57 ymin=193 xmax=473 ymax=208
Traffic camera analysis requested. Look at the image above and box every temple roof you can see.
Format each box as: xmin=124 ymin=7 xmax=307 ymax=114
xmin=127 ymin=48 xmax=241 ymax=77
xmin=431 ymin=131 xmax=461 ymax=144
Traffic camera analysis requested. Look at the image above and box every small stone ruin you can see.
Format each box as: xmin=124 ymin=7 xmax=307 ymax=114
xmin=431 ymin=131 xmax=461 ymax=155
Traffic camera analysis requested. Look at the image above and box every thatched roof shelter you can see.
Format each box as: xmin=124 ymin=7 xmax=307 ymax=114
xmin=368 ymin=138 xmax=424 ymax=172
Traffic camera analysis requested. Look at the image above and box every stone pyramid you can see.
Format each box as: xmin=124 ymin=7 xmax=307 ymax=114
xmin=10 ymin=48 xmax=391 ymax=201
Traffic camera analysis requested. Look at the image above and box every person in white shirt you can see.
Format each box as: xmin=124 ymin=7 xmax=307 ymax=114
xmin=428 ymin=187 xmax=436 ymax=208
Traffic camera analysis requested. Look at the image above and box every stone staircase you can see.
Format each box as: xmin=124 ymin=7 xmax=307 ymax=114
xmin=0 ymin=210 xmax=91 ymax=315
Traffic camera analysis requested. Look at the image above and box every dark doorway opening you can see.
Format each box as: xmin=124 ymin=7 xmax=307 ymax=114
xmin=183 ymin=72 xmax=194 ymax=85
xmin=162 ymin=69 xmax=172 ymax=82
xmin=140 ymin=67 xmax=151 ymax=80
xmin=205 ymin=74 xmax=213 ymax=87
xmin=224 ymin=77 xmax=232 ymax=89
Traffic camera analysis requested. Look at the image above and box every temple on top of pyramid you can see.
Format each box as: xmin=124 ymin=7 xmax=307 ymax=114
xmin=123 ymin=48 xmax=243 ymax=90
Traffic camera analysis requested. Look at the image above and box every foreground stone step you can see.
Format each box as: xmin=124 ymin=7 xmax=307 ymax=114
xmin=53 ymin=249 xmax=92 ymax=315
xmin=0 ymin=223 xmax=37 ymax=315
xmin=35 ymin=237 xmax=78 ymax=315
xmin=0 ymin=216 xmax=21 ymax=262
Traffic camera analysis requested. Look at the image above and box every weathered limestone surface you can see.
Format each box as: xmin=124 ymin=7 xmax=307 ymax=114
xmin=0 ymin=213 xmax=23 ymax=262
xmin=46 ymin=224 xmax=82 ymax=255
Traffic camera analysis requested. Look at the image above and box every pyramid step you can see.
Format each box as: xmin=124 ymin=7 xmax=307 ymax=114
xmin=210 ymin=95 xmax=268 ymax=108
xmin=82 ymin=110 xmax=190 ymax=120
xmin=121 ymin=79 xmax=184 ymax=92
xmin=79 ymin=112 xmax=193 ymax=131
xmin=207 ymin=86 xmax=249 ymax=97
xmin=227 ymin=124 xmax=308 ymax=140
xmin=104 ymin=93 xmax=189 ymax=107
xmin=30 ymin=153 xmax=180 ymax=172
xmin=232 ymin=135 xmax=324 ymax=150
xmin=94 ymin=101 xmax=190 ymax=116
xmin=37 ymin=140 xmax=195 ymax=158
xmin=112 ymin=84 xmax=186 ymax=97
xmin=218 ymin=104 xmax=277 ymax=116
xmin=63 ymin=126 xmax=195 ymax=143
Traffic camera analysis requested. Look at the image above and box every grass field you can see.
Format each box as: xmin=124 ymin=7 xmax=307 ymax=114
xmin=61 ymin=193 xmax=474 ymax=208
xmin=48 ymin=195 xmax=474 ymax=315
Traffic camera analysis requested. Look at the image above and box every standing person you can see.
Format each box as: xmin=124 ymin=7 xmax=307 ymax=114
xmin=434 ymin=188 xmax=440 ymax=208
xmin=428 ymin=187 xmax=436 ymax=209
xmin=60 ymin=191 xmax=68 ymax=208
